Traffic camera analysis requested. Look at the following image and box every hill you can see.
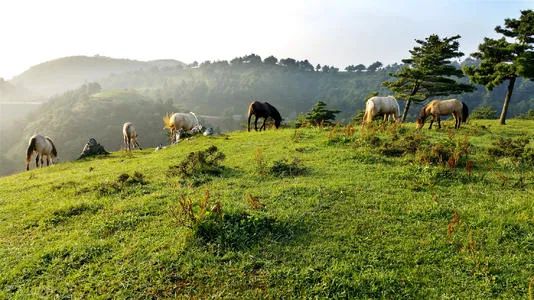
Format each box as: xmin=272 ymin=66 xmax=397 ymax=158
xmin=9 ymin=56 xmax=184 ymax=99
xmin=0 ymin=121 xmax=533 ymax=298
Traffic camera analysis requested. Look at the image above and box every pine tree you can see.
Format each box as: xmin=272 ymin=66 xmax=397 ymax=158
xmin=304 ymin=101 xmax=340 ymax=126
xmin=383 ymin=34 xmax=474 ymax=122
xmin=464 ymin=10 xmax=534 ymax=125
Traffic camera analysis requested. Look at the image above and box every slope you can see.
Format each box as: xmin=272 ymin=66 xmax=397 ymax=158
xmin=0 ymin=121 xmax=533 ymax=298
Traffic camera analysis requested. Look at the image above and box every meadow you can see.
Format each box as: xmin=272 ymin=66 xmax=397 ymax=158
xmin=0 ymin=120 xmax=533 ymax=298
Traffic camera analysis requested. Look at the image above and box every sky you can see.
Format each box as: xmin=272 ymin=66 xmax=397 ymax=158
xmin=0 ymin=0 xmax=532 ymax=79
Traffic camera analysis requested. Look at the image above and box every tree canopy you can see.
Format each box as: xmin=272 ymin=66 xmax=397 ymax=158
xmin=383 ymin=34 xmax=474 ymax=121
xmin=464 ymin=9 xmax=534 ymax=124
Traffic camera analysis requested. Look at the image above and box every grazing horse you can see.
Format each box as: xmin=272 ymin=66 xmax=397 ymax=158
xmin=362 ymin=96 xmax=400 ymax=125
xmin=26 ymin=134 xmax=58 ymax=171
xmin=122 ymin=122 xmax=142 ymax=151
xmin=163 ymin=112 xmax=201 ymax=143
xmin=247 ymin=101 xmax=282 ymax=131
xmin=416 ymin=99 xmax=469 ymax=129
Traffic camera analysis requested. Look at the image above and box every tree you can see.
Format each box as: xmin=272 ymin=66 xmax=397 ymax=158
xmin=345 ymin=65 xmax=356 ymax=72
xmin=243 ymin=54 xmax=262 ymax=64
xmin=367 ymin=61 xmax=383 ymax=72
xmin=354 ymin=64 xmax=366 ymax=72
xmin=383 ymin=34 xmax=475 ymax=122
xmin=464 ymin=10 xmax=534 ymax=125
xmin=279 ymin=58 xmax=297 ymax=68
xmin=303 ymin=101 xmax=340 ymax=126
xmin=316 ymin=64 xmax=321 ymax=72
xmin=321 ymin=65 xmax=330 ymax=73
xmin=298 ymin=59 xmax=314 ymax=71
xmin=264 ymin=55 xmax=278 ymax=65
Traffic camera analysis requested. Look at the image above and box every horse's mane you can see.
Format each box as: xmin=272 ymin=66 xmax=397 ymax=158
xmin=46 ymin=137 xmax=58 ymax=157
xmin=162 ymin=113 xmax=174 ymax=129
xmin=265 ymin=102 xmax=282 ymax=121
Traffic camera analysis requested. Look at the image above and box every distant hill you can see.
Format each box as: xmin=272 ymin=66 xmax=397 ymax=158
xmin=9 ymin=56 xmax=185 ymax=99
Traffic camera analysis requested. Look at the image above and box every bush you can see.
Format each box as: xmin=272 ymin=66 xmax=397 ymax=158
xmin=488 ymin=137 xmax=532 ymax=164
xmin=167 ymin=145 xmax=225 ymax=187
xmin=269 ymin=158 xmax=307 ymax=177
xmin=416 ymin=136 xmax=470 ymax=167
xmin=515 ymin=109 xmax=534 ymax=120
xmin=97 ymin=172 xmax=147 ymax=196
xmin=470 ymin=105 xmax=497 ymax=119
xmin=296 ymin=101 xmax=340 ymax=127
xmin=169 ymin=190 xmax=222 ymax=229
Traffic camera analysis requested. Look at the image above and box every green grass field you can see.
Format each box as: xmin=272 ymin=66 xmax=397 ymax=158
xmin=0 ymin=120 xmax=533 ymax=298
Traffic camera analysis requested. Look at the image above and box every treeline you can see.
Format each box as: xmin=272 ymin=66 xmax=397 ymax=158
xmin=98 ymin=53 xmax=532 ymax=120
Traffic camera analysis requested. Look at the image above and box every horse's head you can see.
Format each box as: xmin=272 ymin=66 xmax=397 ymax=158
xmin=162 ymin=113 xmax=175 ymax=130
xmin=415 ymin=117 xmax=425 ymax=129
xmin=274 ymin=118 xmax=281 ymax=129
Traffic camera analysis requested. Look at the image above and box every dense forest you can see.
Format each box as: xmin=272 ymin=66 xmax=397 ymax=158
xmin=1 ymin=54 xmax=533 ymax=176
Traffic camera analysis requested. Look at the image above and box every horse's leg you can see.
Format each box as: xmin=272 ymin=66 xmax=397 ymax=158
xmin=254 ymin=117 xmax=259 ymax=131
xmin=46 ymin=155 xmax=50 ymax=166
xmin=35 ymin=154 xmax=40 ymax=168
xmin=437 ymin=116 xmax=441 ymax=129
xmin=429 ymin=116 xmax=434 ymax=129
xmin=26 ymin=153 xmax=32 ymax=171
xmin=40 ymin=156 xmax=44 ymax=167
xmin=247 ymin=114 xmax=252 ymax=132
xmin=383 ymin=114 xmax=387 ymax=122
xmin=261 ymin=118 xmax=267 ymax=131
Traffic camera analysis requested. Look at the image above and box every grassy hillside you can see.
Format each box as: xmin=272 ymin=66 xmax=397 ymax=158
xmin=0 ymin=120 xmax=533 ymax=298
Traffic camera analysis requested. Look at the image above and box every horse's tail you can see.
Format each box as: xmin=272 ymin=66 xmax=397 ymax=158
xmin=26 ymin=136 xmax=36 ymax=164
xmin=365 ymin=100 xmax=375 ymax=123
xmin=247 ymin=102 xmax=255 ymax=118
xmin=190 ymin=112 xmax=200 ymax=127
xmin=461 ymin=101 xmax=469 ymax=123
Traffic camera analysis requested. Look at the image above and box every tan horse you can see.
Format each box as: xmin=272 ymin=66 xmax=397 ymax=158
xmin=26 ymin=134 xmax=58 ymax=170
xmin=416 ymin=99 xmax=469 ymax=129
xmin=123 ymin=122 xmax=142 ymax=151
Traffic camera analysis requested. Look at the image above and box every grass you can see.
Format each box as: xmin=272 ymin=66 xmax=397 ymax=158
xmin=0 ymin=119 xmax=533 ymax=298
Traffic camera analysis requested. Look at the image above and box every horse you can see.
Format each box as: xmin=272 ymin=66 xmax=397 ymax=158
xmin=163 ymin=112 xmax=201 ymax=143
xmin=416 ymin=99 xmax=469 ymax=129
xmin=362 ymin=96 xmax=400 ymax=125
xmin=122 ymin=122 xmax=142 ymax=151
xmin=247 ymin=101 xmax=282 ymax=131
xmin=25 ymin=134 xmax=58 ymax=171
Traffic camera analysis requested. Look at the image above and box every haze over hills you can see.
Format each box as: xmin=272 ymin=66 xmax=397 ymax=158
xmin=3 ymin=55 xmax=184 ymax=100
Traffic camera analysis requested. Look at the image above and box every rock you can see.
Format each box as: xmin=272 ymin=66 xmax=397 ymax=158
xmin=77 ymin=138 xmax=110 ymax=159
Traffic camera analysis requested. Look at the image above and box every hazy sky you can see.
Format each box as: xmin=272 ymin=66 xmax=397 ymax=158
xmin=1 ymin=0 xmax=532 ymax=79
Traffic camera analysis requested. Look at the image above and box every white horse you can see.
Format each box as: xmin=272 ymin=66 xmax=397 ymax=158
xmin=122 ymin=122 xmax=142 ymax=151
xmin=26 ymin=134 xmax=58 ymax=171
xmin=163 ymin=112 xmax=201 ymax=143
xmin=362 ymin=96 xmax=400 ymax=124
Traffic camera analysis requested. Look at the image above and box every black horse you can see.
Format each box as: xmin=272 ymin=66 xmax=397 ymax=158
xmin=247 ymin=101 xmax=282 ymax=131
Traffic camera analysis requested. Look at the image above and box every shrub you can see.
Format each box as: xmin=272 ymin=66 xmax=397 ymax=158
xmin=296 ymin=101 xmax=340 ymax=127
xmin=97 ymin=172 xmax=147 ymax=196
xmin=470 ymin=105 xmax=497 ymax=119
xmin=515 ymin=109 xmax=534 ymax=120
xmin=169 ymin=190 xmax=222 ymax=229
xmin=270 ymin=158 xmax=307 ymax=177
xmin=167 ymin=145 xmax=225 ymax=187
xmin=488 ymin=137 xmax=530 ymax=158
xmin=195 ymin=212 xmax=287 ymax=251
xmin=416 ymin=136 xmax=470 ymax=167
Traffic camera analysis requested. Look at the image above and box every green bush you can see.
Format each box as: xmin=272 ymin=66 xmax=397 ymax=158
xmin=470 ymin=105 xmax=497 ymax=119
xmin=269 ymin=158 xmax=307 ymax=177
xmin=167 ymin=145 xmax=225 ymax=187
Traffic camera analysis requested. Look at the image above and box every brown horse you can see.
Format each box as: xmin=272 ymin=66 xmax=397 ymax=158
xmin=247 ymin=101 xmax=282 ymax=131
xmin=416 ymin=99 xmax=469 ymax=129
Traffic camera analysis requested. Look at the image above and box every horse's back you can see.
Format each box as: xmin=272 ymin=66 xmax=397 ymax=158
xmin=367 ymin=96 xmax=399 ymax=114
xmin=123 ymin=122 xmax=135 ymax=137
